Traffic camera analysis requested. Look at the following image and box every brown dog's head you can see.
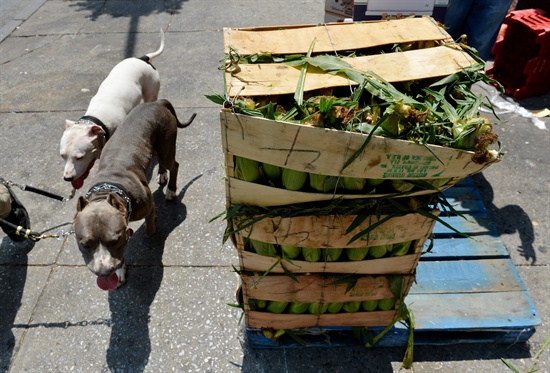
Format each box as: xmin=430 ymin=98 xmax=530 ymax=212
xmin=74 ymin=194 xmax=133 ymax=280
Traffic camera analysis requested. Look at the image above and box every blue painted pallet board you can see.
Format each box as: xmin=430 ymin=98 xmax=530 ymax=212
xmin=244 ymin=177 xmax=541 ymax=348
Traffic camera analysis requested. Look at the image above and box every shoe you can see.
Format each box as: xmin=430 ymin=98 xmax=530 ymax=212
xmin=1 ymin=182 xmax=31 ymax=242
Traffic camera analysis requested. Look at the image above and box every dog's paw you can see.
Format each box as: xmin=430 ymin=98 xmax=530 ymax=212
xmin=115 ymin=266 xmax=127 ymax=288
xmin=157 ymin=172 xmax=169 ymax=186
xmin=166 ymin=189 xmax=177 ymax=201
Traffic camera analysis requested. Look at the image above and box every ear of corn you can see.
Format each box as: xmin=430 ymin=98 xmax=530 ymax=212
xmin=341 ymin=177 xmax=366 ymax=192
xmin=288 ymin=302 xmax=310 ymax=314
xmin=235 ymin=156 xmax=261 ymax=182
xmin=282 ymin=168 xmax=308 ymax=191
xmin=324 ymin=248 xmax=343 ymax=262
xmin=249 ymin=239 xmax=278 ymax=257
xmin=369 ymin=245 xmax=391 ymax=258
xmin=391 ymin=241 xmax=412 ymax=256
xmin=309 ymin=173 xmax=339 ymax=193
xmin=280 ymin=244 xmax=302 ymax=259
xmin=362 ymin=300 xmax=378 ymax=312
xmin=367 ymin=178 xmax=385 ymax=187
xmin=262 ymin=163 xmax=282 ymax=183
xmin=342 ymin=301 xmax=361 ymax=313
xmin=302 ymin=247 xmax=321 ymax=262
xmin=345 ymin=247 xmax=369 ymax=261
xmin=377 ymin=298 xmax=396 ymax=311
xmin=266 ymin=301 xmax=289 ymax=314
xmin=426 ymin=178 xmax=451 ymax=188
xmin=308 ymin=302 xmax=329 ymax=315
xmin=249 ymin=299 xmax=267 ymax=311
xmin=327 ymin=302 xmax=344 ymax=313
xmin=390 ymin=179 xmax=415 ymax=192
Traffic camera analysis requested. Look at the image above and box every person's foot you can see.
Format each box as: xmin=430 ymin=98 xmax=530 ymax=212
xmin=1 ymin=183 xmax=31 ymax=242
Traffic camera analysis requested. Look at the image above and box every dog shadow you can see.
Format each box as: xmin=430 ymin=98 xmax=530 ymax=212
xmin=105 ymin=174 xmax=201 ymax=372
xmin=0 ymin=238 xmax=35 ymax=371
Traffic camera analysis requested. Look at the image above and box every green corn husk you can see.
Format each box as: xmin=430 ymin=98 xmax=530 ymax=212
xmin=453 ymin=117 xmax=492 ymax=151
xmin=302 ymin=247 xmax=321 ymax=262
xmin=345 ymin=247 xmax=369 ymax=261
xmin=369 ymin=245 xmax=390 ymax=258
xmin=342 ymin=301 xmax=361 ymax=313
xmin=249 ymin=298 xmax=267 ymax=311
xmin=249 ymin=239 xmax=278 ymax=257
xmin=390 ymin=179 xmax=415 ymax=192
xmin=282 ymin=168 xmax=308 ymax=191
xmin=266 ymin=301 xmax=289 ymax=314
xmin=377 ymin=298 xmax=396 ymax=311
xmin=262 ymin=163 xmax=282 ymax=183
xmin=324 ymin=248 xmax=343 ymax=262
xmin=341 ymin=177 xmax=366 ymax=192
xmin=308 ymin=302 xmax=329 ymax=315
xmin=327 ymin=302 xmax=344 ymax=313
xmin=391 ymin=241 xmax=412 ymax=256
xmin=235 ymin=156 xmax=261 ymax=182
xmin=361 ymin=300 xmax=378 ymax=312
xmin=426 ymin=178 xmax=451 ymax=188
xmin=280 ymin=245 xmax=302 ymax=259
xmin=367 ymin=178 xmax=385 ymax=187
xmin=288 ymin=302 xmax=310 ymax=314
xmin=309 ymin=173 xmax=339 ymax=193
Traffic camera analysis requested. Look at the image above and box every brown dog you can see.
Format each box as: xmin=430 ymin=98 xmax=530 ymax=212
xmin=73 ymin=99 xmax=196 ymax=290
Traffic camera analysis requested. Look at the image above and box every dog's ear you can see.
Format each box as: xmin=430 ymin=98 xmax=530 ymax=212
xmin=127 ymin=228 xmax=134 ymax=238
xmin=88 ymin=124 xmax=105 ymax=138
xmin=77 ymin=196 xmax=89 ymax=211
xmin=107 ymin=194 xmax=127 ymax=215
xmin=65 ymin=119 xmax=75 ymax=130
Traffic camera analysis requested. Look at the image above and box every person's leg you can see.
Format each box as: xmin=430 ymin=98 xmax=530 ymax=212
xmin=444 ymin=0 xmax=476 ymax=40
xmin=463 ymin=0 xmax=515 ymax=60
xmin=0 ymin=182 xmax=31 ymax=242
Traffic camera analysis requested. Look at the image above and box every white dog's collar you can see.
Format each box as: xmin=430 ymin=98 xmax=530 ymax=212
xmin=76 ymin=115 xmax=110 ymax=142
xmin=85 ymin=183 xmax=132 ymax=222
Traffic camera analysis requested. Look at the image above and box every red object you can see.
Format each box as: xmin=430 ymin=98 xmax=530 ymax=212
xmin=97 ymin=272 xmax=119 ymax=291
xmin=487 ymin=8 xmax=550 ymax=99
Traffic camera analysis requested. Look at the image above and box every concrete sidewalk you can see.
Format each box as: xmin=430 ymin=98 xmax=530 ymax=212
xmin=0 ymin=1 xmax=548 ymax=372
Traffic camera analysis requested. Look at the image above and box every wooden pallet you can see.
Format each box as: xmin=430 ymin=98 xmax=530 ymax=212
xmin=244 ymin=177 xmax=541 ymax=347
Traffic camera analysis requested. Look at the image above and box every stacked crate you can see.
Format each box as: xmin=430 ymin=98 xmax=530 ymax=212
xmin=219 ymin=18 xmax=501 ymax=336
xmin=487 ymin=8 xmax=550 ymax=99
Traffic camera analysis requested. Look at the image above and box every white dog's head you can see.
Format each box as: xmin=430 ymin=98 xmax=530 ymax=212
xmin=60 ymin=120 xmax=105 ymax=189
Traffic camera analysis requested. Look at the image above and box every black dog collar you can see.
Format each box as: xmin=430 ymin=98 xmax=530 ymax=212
xmin=78 ymin=115 xmax=110 ymax=142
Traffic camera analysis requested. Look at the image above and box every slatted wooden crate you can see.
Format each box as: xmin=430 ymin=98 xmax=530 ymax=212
xmin=239 ymin=273 xmax=414 ymax=329
xmin=220 ymin=18 xmax=501 ymax=208
xmin=242 ymin=178 xmax=541 ymax=347
xmin=232 ymin=209 xmax=439 ymax=275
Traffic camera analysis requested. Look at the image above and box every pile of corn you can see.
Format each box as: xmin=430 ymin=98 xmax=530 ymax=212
xmin=214 ymin=19 xmax=503 ymax=356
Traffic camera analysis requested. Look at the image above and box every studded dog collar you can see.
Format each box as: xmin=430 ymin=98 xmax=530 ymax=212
xmin=85 ymin=183 xmax=132 ymax=222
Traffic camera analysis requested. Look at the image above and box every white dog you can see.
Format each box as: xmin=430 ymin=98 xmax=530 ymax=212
xmin=60 ymin=30 xmax=165 ymax=190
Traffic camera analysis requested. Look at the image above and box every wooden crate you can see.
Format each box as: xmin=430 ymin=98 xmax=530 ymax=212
xmin=223 ymin=18 xmax=476 ymax=96
xmin=221 ymin=112 xmax=500 ymax=207
xmin=241 ymin=178 xmax=541 ymax=347
xmin=239 ymin=273 xmax=415 ymax=329
xmin=232 ymin=209 xmax=439 ymax=275
xmin=220 ymin=18 xmax=501 ymax=207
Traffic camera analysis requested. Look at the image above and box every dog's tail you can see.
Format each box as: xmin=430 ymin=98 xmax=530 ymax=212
xmin=159 ymin=99 xmax=197 ymax=129
xmin=144 ymin=28 xmax=165 ymax=61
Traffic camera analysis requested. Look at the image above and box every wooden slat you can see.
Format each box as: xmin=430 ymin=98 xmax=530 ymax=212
xmin=410 ymin=259 xmax=526 ymax=294
xmin=407 ymin=292 xmax=540 ymax=330
xmin=220 ymin=112 xmax=501 ymax=180
xmin=223 ymin=17 xmax=450 ymax=55
xmin=237 ymin=211 xmax=438 ymax=248
xmin=241 ymin=274 xmax=411 ymax=303
xmin=433 ymin=214 xmax=499 ymax=237
xmin=225 ymin=177 xmax=451 ymax=207
xmin=421 ymin=236 xmax=510 ymax=259
xmin=238 ymin=250 xmax=421 ymax=275
xmin=225 ymin=46 xmax=475 ymax=97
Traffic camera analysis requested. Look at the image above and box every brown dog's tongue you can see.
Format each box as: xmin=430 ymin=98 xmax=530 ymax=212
xmin=97 ymin=272 xmax=119 ymax=291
